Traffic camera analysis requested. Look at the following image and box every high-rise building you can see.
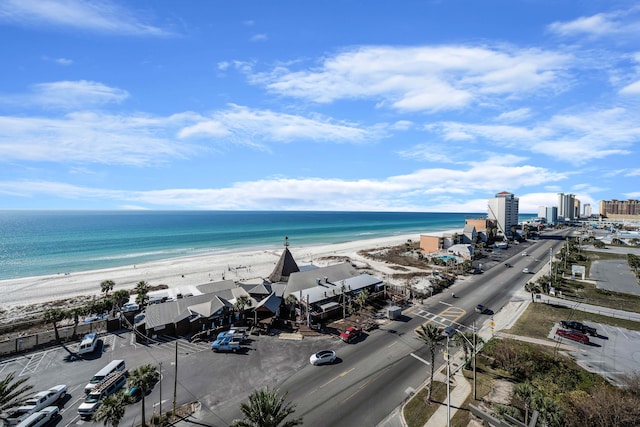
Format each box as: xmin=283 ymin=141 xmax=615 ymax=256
xmin=537 ymin=206 xmax=546 ymax=218
xmin=487 ymin=191 xmax=519 ymax=237
xmin=583 ymin=204 xmax=592 ymax=218
xmin=558 ymin=193 xmax=576 ymax=220
xmin=599 ymin=199 xmax=640 ymax=220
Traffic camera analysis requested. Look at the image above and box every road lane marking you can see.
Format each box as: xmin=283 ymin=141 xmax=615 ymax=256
xmin=410 ymin=353 xmax=430 ymax=366
xmin=386 ymin=341 xmax=397 ymax=349
xmin=320 ymin=367 xmax=355 ymax=388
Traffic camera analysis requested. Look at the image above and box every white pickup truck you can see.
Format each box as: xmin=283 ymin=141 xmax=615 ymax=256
xmin=2 ymin=385 xmax=67 ymax=426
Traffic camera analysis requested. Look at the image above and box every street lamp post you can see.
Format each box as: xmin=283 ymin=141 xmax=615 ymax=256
xmin=159 ymin=362 xmax=162 ymax=420
xmin=446 ymin=337 xmax=451 ymax=427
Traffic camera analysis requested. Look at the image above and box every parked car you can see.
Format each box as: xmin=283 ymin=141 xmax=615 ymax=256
xmin=556 ymin=329 xmax=589 ymax=344
xmin=309 ymin=350 xmax=336 ymax=365
xmin=15 ymin=406 xmax=59 ymax=427
xmin=211 ymin=337 xmax=242 ymax=353
xmin=340 ymin=326 xmax=362 ymax=343
xmin=120 ymin=302 xmax=140 ymax=313
xmin=3 ymin=385 xmax=67 ymax=425
xmin=216 ymin=328 xmax=248 ymax=342
xmin=124 ymin=386 xmax=142 ymax=403
xmin=522 ymin=268 xmax=530 ymax=274
xmin=560 ymin=320 xmax=597 ymax=336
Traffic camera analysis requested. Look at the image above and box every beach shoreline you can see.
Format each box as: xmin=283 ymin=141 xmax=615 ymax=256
xmin=0 ymin=229 xmax=462 ymax=310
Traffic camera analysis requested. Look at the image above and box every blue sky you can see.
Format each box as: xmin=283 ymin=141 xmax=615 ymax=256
xmin=1 ymin=1 xmax=639 ymax=213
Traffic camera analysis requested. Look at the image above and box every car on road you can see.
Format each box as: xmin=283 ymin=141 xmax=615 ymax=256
xmin=556 ymin=329 xmax=590 ymax=344
xmin=522 ymin=251 xmax=528 ymax=256
xmin=475 ymin=304 xmax=487 ymax=314
xmin=522 ymin=268 xmax=530 ymax=274
xmin=309 ymin=350 xmax=336 ymax=365
xmin=340 ymin=326 xmax=362 ymax=343
xmin=560 ymin=320 xmax=597 ymax=336
xmin=441 ymin=326 xmax=457 ymax=338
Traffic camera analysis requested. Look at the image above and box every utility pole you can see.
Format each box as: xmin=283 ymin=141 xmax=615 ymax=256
xmin=159 ymin=362 xmax=162 ymax=421
xmin=342 ymin=281 xmax=346 ymax=319
xmin=173 ymin=341 xmax=177 ymax=416
xmin=473 ymin=321 xmax=477 ymax=401
xmin=446 ymin=337 xmax=451 ymax=427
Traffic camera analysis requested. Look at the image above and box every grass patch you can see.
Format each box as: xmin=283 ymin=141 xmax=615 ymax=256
xmin=507 ymin=301 xmax=640 ymax=339
xmin=404 ymin=381 xmax=450 ymax=427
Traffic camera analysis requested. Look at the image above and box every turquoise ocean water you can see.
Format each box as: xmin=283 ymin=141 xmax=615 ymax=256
xmin=0 ymin=211 xmax=535 ymax=280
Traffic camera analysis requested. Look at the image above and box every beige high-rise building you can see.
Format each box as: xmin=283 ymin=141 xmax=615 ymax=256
xmin=599 ymin=199 xmax=640 ymax=220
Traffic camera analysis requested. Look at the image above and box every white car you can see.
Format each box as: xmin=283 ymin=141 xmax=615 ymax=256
xmin=5 ymin=385 xmax=67 ymax=425
xmin=522 ymin=268 xmax=530 ymax=274
xmin=121 ymin=302 xmax=139 ymax=313
xmin=309 ymin=350 xmax=336 ymax=365
xmin=16 ymin=406 xmax=59 ymax=427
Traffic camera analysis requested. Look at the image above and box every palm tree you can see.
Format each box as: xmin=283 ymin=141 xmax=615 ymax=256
xmin=415 ymin=324 xmax=445 ymax=403
xmin=513 ymin=382 xmax=538 ymax=425
xmin=92 ymin=392 xmax=127 ymax=427
xmin=355 ymin=289 xmax=370 ymax=313
xmin=111 ymin=290 xmax=131 ymax=314
xmin=128 ymin=363 xmax=160 ymax=427
xmin=68 ymin=306 xmax=87 ymax=339
xmin=232 ymin=387 xmax=302 ymax=427
xmin=284 ymin=294 xmax=298 ymax=320
xmin=234 ymin=295 xmax=253 ymax=323
xmin=43 ymin=308 xmax=66 ymax=341
xmin=134 ymin=281 xmax=150 ymax=307
xmin=100 ymin=280 xmax=115 ymax=297
xmin=0 ymin=372 xmax=33 ymax=412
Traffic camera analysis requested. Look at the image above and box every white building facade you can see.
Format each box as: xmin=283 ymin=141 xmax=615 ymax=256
xmin=488 ymin=191 xmax=519 ymax=237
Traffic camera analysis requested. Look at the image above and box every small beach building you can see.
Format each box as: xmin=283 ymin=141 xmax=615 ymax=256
xmin=420 ymin=235 xmax=444 ymax=254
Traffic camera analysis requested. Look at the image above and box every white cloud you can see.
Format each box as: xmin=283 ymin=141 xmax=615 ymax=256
xmin=2 ymin=80 xmax=130 ymax=109
xmin=495 ymin=108 xmax=532 ymax=123
xmin=0 ymin=158 xmax=568 ymax=211
xmin=0 ymin=0 xmax=174 ymax=37
xmin=547 ymin=8 xmax=640 ymax=39
xmin=620 ymin=80 xmax=640 ymax=95
xmin=250 ymin=34 xmax=267 ymax=42
xmin=426 ymin=107 xmax=640 ymax=165
xmin=0 ymin=112 xmax=198 ymax=165
xmin=247 ymin=45 xmax=570 ymax=113
xmin=178 ymin=105 xmax=379 ymax=145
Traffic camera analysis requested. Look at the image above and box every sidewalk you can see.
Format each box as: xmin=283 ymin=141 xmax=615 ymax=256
xmin=423 ymin=357 xmax=472 ymax=427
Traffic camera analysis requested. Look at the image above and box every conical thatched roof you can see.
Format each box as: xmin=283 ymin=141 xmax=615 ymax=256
xmin=268 ymin=246 xmax=300 ymax=283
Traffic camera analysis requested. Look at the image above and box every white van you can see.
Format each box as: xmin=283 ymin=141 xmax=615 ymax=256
xmin=78 ymin=333 xmax=98 ymax=355
xmin=84 ymin=359 xmax=126 ymax=394
xmin=78 ymin=371 xmax=127 ymax=418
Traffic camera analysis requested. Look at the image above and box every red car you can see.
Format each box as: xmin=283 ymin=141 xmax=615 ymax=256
xmin=340 ymin=326 xmax=363 ymax=343
xmin=556 ymin=329 xmax=589 ymax=344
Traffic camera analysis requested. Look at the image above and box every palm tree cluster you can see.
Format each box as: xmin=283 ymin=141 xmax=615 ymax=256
xmin=41 ymin=280 xmax=137 ymax=341
xmin=0 ymin=372 xmax=33 ymax=413
xmin=232 ymin=387 xmax=302 ymax=427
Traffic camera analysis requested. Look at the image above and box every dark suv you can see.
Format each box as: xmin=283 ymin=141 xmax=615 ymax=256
xmin=560 ymin=320 xmax=597 ymax=336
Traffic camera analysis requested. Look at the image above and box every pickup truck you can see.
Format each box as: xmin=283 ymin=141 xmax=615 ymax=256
xmin=211 ymin=337 xmax=242 ymax=352
xmin=560 ymin=320 xmax=597 ymax=336
xmin=216 ymin=328 xmax=248 ymax=342
xmin=2 ymin=385 xmax=67 ymax=425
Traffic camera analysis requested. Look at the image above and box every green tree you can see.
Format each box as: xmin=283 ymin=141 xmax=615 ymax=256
xmin=128 ymin=363 xmax=160 ymax=427
xmin=0 ymin=372 xmax=33 ymax=412
xmin=134 ymin=281 xmax=150 ymax=307
xmin=355 ymin=288 xmax=370 ymax=313
xmin=453 ymin=331 xmax=482 ymax=368
xmin=101 ymin=280 xmax=115 ymax=297
xmin=111 ymin=290 xmax=131 ymax=313
xmin=68 ymin=306 xmax=87 ymax=339
xmin=415 ymin=324 xmax=445 ymax=403
xmin=234 ymin=295 xmax=253 ymax=323
xmin=284 ymin=294 xmax=298 ymax=320
xmin=513 ymin=382 xmax=539 ymax=426
xmin=43 ymin=308 xmax=66 ymax=341
xmin=92 ymin=392 xmax=127 ymax=427
xmin=232 ymin=387 xmax=302 ymax=427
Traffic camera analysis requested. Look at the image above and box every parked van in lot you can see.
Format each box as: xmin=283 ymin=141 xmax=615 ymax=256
xmin=78 ymin=371 xmax=128 ymax=418
xmin=84 ymin=359 xmax=126 ymax=394
xmin=78 ymin=333 xmax=98 ymax=355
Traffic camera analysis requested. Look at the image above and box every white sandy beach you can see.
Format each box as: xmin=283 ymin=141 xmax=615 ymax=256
xmin=0 ymin=230 xmax=461 ymax=309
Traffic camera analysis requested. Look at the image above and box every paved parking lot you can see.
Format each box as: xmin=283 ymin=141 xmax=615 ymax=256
xmin=0 ymin=330 xmax=333 ymax=427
